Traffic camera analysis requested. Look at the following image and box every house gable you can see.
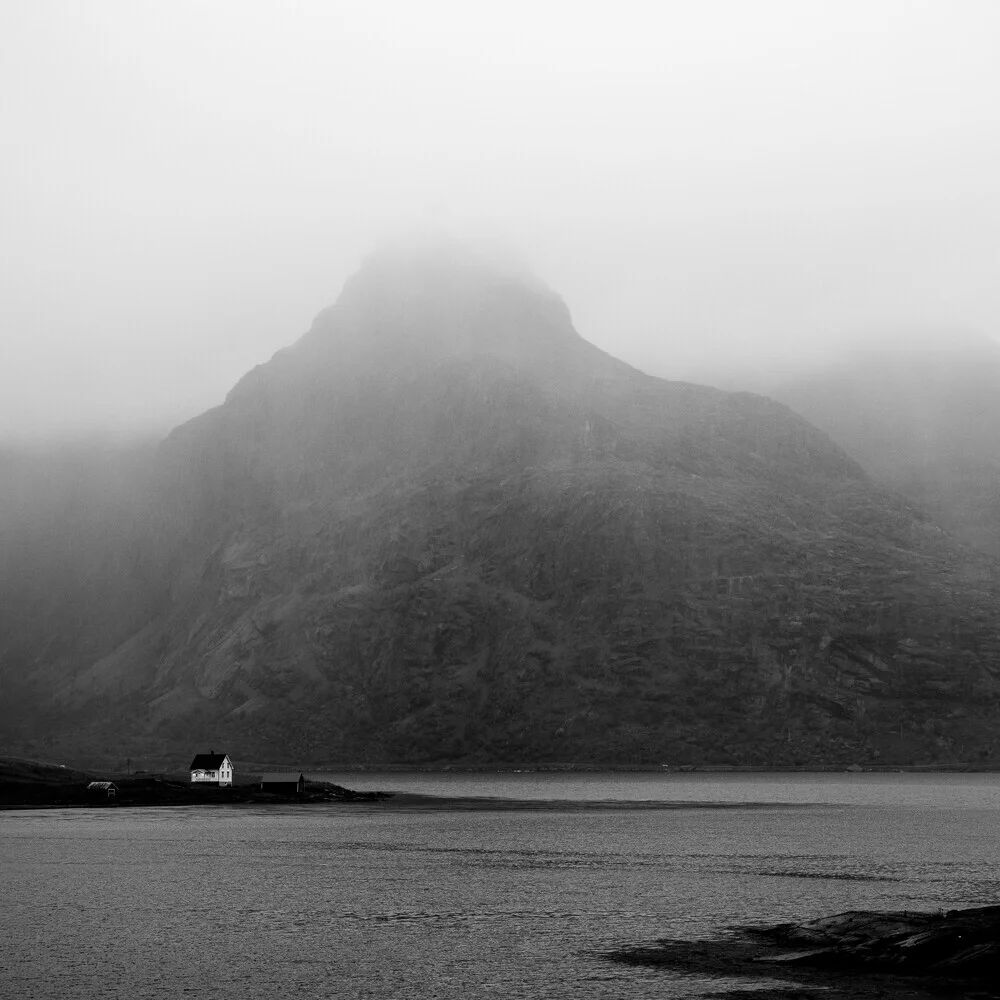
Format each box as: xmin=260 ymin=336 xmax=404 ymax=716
xmin=189 ymin=752 xmax=233 ymax=785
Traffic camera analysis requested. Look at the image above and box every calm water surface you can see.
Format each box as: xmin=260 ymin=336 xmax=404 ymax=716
xmin=3 ymin=772 xmax=1000 ymax=999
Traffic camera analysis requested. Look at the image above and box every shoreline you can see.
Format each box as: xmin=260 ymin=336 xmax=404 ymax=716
xmin=0 ymin=785 xmax=809 ymax=813
xmin=8 ymin=754 xmax=1000 ymax=776
xmin=259 ymin=762 xmax=1000 ymax=774
xmin=3 ymin=754 xmax=996 ymax=812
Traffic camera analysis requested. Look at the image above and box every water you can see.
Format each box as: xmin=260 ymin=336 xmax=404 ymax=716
xmin=3 ymin=772 xmax=1000 ymax=999
xmin=318 ymin=767 xmax=1000 ymax=808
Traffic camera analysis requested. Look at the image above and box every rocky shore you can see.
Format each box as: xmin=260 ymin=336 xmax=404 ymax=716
xmin=0 ymin=757 xmax=388 ymax=808
xmin=2 ymin=757 xmax=806 ymax=811
xmin=609 ymin=906 xmax=1000 ymax=998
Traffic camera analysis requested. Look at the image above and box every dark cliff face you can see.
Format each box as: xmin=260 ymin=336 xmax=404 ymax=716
xmin=4 ymin=249 xmax=1000 ymax=766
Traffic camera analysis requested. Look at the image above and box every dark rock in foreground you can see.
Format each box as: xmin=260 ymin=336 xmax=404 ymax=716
xmin=609 ymin=906 xmax=1000 ymax=997
xmin=750 ymin=907 xmax=1000 ymax=976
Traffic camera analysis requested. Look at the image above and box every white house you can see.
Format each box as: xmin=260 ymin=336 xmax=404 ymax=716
xmin=189 ymin=752 xmax=233 ymax=786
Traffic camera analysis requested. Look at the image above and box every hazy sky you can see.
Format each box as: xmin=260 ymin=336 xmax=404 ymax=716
xmin=3 ymin=1 xmax=1000 ymax=439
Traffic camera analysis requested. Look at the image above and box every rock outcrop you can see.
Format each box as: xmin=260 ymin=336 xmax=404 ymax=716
xmin=610 ymin=906 xmax=1000 ymax=995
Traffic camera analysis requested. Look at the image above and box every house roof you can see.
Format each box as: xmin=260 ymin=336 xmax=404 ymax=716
xmin=261 ymin=773 xmax=305 ymax=782
xmin=87 ymin=781 xmax=117 ymax=790
xmin=189 ymin=753 xmax=229 ymax=770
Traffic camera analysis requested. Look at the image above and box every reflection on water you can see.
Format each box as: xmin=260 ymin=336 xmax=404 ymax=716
xmin=3 ymin=774 xmax=1000 ymax=999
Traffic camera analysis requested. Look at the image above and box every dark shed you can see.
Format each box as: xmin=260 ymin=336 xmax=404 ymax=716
xmin=87 ymin=781 xmax=118 ymax=799
xmin=260 ymin=772 xmax=305 ymax=795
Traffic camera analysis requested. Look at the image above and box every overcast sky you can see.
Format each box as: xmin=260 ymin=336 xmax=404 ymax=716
xmin=3 ymin=1 xmax=1000 ymax=440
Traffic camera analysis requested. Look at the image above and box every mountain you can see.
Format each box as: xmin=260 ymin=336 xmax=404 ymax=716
xmin=3 ymin=245 xmax=1000 ymax=767
xmin=771 ymin=337 xmax=1000 ymax=556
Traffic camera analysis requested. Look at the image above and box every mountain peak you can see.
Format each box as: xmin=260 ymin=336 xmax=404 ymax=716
xmin=350 ymin=235 xmax=551 ymax=295
xmin=295 ymin=239 xmax=578 ymax=370
xmin=11 ymin=242 xmax=1000 ymax=770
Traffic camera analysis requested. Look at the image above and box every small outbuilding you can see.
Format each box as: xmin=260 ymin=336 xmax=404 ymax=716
xmin=189 ymin=752 xmax=233 ymax=786
xmin=260 ymin=772 xmax=305 ymax=795
xmin=87 ymin=781 xmax=118 ymax=799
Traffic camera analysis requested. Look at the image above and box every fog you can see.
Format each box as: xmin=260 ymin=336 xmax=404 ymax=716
xmin=3 ymin=1 xmax=1000 ymax=441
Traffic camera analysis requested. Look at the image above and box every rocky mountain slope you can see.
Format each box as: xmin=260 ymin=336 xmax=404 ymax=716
xmin=3 ymin=245 xmax=1000 ymax=766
